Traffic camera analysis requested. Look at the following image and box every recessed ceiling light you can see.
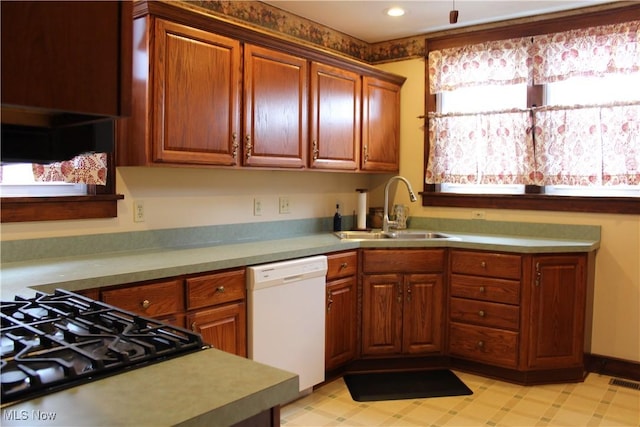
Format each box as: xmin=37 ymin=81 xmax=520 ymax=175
xmin=386 ymin=7 xmax=405 ymax=17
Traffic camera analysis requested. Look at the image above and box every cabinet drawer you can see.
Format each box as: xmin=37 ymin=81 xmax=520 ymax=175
xmin=327 ymin=251 xmax=358 ymax=280
xmin=450 ymin=274 xmax=520 ymax=305
xmin=450 ymin=297 xmax=519 ymax=330
xmin=363 ymin=249 xmax=445 ymax=274
xmin=451 ymin=250 xmax=521 ymax=279
xmin=186 ymin=269 xmax=246 ymax=310
xmin=449 ymin=323 xmax=518 ymax=368
xmin=102 ymin=279 xmax=183 ymax=317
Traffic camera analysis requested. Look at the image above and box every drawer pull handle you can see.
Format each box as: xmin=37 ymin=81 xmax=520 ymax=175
xmin=478 ymin=310 xmax=485 ymax=317
xmin=340 ymin=262 xmax=348 ymax=270
xmin=216 ymin=286 xmax=225 ymax=293
xmin=477 ymin=340 xmax=485 ymax=349
xmin=481 ymin=261 xmax=487 ymax=268
xmin=479 ymin=286 xmax=485 ymax=293
xmin=141 ymin=299 xmax=151 ymax=309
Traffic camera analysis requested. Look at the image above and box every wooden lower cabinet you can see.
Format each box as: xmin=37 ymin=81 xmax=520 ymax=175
xmin=98 ymin=267 xmax=248 ymax=358
xmin=448 ymin=249 xmax=590 ymax=381
xmin=187 ymin=302 xmax=247 ymax=357
xmin=185 ymin=268 xmax=247 ymax=357
xmin=325 ymin=251 xmax=358 ymax=371
xmin=361 ymin=249 xmax=445 ymax=357
xmin=526 ymin=254 xmax=587 ymax=370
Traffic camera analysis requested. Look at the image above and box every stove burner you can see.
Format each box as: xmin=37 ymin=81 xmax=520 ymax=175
xmin=1 ymin=289 xmax=205 ymax=406
xmin=1 ymin=369 xmax=29 ymax=388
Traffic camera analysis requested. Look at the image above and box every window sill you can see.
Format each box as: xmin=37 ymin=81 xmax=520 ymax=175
xmin=1 ymin=194 xmax=124 ymax=222
xmin=420 ymin=192 xmax=640 ymax=215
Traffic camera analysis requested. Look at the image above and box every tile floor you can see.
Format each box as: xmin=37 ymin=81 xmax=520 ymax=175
xmin=281 ymin=371 xmax=640 ymax=426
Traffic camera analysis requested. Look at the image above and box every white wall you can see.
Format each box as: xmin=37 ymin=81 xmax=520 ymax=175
xmin=0 ymin=166 xmax=384 ymax=240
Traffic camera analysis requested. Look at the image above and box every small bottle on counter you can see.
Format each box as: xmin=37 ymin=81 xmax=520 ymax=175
xmin=333 ymin=204 xmax=342 ymax=231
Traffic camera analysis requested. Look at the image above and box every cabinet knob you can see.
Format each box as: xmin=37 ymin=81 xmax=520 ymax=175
xmin=479 ymin=286 xmax=486 ymax=293
xmin=478 ymin=310 xmax=485 ymax=317
xmin=340 ymin=262 xmax=348 ymax=270
xmin=215 ymin=286 xmax=225 ymax=293
xmin=141 ymin=299 xmax=151 ymax=309
xmin=477 ymin=340 xmax=485 ymax=349
xmin=481 ymin=261 xmax=487 ymax=268
xmin=191 ymin=322 xmax=197 ymax=332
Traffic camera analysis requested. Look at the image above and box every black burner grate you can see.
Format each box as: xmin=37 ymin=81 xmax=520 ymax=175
xmin=1 ymin=289 xmax=205 ymax=405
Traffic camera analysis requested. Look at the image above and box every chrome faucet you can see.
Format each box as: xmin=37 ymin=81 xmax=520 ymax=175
xmin=383 ymin=175 xmax=417 ymax=232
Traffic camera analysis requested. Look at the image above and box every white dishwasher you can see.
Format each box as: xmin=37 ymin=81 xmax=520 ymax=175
xmin=247 ymin=255 xmax=327 ymax=393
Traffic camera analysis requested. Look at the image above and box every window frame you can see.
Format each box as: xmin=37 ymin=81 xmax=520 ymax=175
xmin=0 ymin=152 xmax=123 ymax=222
xmin=422 ymin=5 xmax=640 ymax=215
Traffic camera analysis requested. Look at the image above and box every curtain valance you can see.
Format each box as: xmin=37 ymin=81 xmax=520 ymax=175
xmin=429 ymin=20 xmax=640 ymax=94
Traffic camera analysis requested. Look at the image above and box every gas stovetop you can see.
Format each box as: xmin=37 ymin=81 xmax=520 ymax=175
xmin=1 ymin=289 xmax=205 ymax=406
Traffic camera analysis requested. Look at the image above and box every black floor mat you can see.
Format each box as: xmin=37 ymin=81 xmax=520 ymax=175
xmin=344 ymin=369 xmax=473 ymax=402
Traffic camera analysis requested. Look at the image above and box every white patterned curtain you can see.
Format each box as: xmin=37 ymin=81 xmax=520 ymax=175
xmin=427 ymin=21 xmax=639 ymax=188
xmin=532 ymin=21 xmax=639 ymax=85
xmin=426 ymin=110 xmax=535 ymax=185
xmin=428 ymin=37 xmax=532 ymax=93
xmin=32 ymin=153 xmax=108 ymax=185
xmin=427 ymin=37 xmax=535 ymax=185
xmin=534 ymin=103 xmax=640 ymax=186
xmin=531 ymin=20 xmax=640 ymax=186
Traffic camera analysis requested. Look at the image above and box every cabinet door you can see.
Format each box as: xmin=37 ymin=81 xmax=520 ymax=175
xmin=188 ymin=302 xmax=247 ymax=357
xmin=152 ymin=19 xmax=241 ymax=165
xmin=403 ymin=274 xmax=444 ymax=354
xmin=243 ymin=45 xmax=307 ymax=168
xmin=362 ymin=274 xmax=403 ymax=355
xmin=309 ymin=63 xmax=360 ymax=170
xmin=527 ymin=255 xmax=586 ymax=369
xmin=361 ymin=76 xmax=401 ymax=172
xmin=1 ymin=1 xmax=131 ymax=119
xmin=325 ymin=276 xmax=357 ymax=370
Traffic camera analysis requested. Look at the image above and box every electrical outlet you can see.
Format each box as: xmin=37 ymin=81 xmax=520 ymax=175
xmin=253 ymin=198 xmax=263 ymax=216
xmin=133 ymin=200 xmax=145 ymax=222
xmin=471 ymin=210 xmax=486 ymax=220
xmin=279 ymin=196 xmax=290 ymax=214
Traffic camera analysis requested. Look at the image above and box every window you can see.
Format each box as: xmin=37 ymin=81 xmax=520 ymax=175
xmin=424 ymin=8 xmax=640 ymax=214
xmin=0 ymin=163 xmax=88 ymax=197
xmin=0 ymin=152 xmax=122 ymax=223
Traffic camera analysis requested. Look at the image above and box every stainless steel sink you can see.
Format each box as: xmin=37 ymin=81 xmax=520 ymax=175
xmin=334 ymin=231 xmax=389 ymax=240
xmin=334 ymin=230 xmax=454 ymax=240
xmin=385 ymin=230 xmax=452 ymax=239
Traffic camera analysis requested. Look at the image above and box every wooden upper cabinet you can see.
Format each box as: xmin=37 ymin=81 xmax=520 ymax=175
xmin=151 ymin=19 xmax=241 ymax=166
xmin=1 ymin=1 xmax=132 ymax=122
xmin=119 ymin=17 xmax=241 ymax=167
xmin=361 ymin=76 xmax=401 ymax=172
xmin=309 ymin=63 xmax=361 ymax=170
xmin=243 ymin=44 xmax=308 ymax=168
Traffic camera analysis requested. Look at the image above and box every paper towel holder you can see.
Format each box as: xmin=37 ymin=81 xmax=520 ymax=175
xmin=355 ymin=188 xmax=369 ymax=231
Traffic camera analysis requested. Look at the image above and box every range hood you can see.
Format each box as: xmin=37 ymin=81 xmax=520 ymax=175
xmin=1 ymin=117 xmax=114 ymax=164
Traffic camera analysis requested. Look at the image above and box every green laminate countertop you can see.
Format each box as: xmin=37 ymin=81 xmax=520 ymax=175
xmin=1 ymin=348 xmax=299 ymax=427
xmin=1 ymin=230 xmax=599 ymax=299
xmin=0 ymin=225 xmax=599 ymax=425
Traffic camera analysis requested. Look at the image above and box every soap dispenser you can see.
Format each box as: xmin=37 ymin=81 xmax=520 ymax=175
xmin=333 ymin=204 xmax=342 ymax=232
